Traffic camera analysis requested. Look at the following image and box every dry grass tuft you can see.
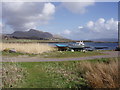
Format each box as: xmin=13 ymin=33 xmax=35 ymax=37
xmin=1 ymin=43 xmax=55 ymax=54
xmin=77 ymin=59 xmax=119 ymax=88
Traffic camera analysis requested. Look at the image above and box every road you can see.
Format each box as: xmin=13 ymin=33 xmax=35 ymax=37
xmin=2 ymin=51 xmax=119 ymax=62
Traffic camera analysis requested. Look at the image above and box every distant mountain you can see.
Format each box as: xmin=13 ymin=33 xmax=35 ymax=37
xmin=5 ymin=29 xmax=53 ymax=40
xmin=92 ymin=38 xmax=118 ymax=42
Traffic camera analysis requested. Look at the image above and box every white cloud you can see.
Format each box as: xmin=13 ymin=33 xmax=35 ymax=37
xmin=61 ymin=18 xmax=118 ymax=40
xmin=86 ymin=18 xmax=118 ymax=32
xmin=78 ymin=26 xmax=83 ymax=29
xmin=0 ymin=22 xmax=2 ymax=28
xmin=24 ymin=22 xmax=37 ymax=29
xmin=86 ymin=21 xmax=94 ymax=28
xmin=97 ymin=18 xmax=105 ymax=24
xmin=2 ymin=2 xmax=55 ymax=32
xmin=0 ymin=22 xmax=2 ymax=33
xmin=62 ymin=1 xmax=95 ymax=14
xmin=42 ymin=3 xmax=55 ymax=16
xmin=105 ymin=18 xmax=118 ymax=30
xmin=0 ymin=22 xmax=4 ymax=33
xmin=63 ymin=29 xmax=71 ymax=35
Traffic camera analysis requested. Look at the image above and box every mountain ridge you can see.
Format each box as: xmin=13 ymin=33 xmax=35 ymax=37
xmin=5 ymin=29 xmax=54 ymax=40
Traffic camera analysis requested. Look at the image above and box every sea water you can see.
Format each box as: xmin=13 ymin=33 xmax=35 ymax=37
xmin=49 ymin=42 xmax=118 ymax=50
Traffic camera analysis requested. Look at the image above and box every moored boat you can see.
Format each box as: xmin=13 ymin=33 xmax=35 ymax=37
xmin=55 ymin=41 xmax=87 ymax=51
xmin=56 ymin=44 xmax=69 ymax=51
xmin=68 ymin=41 xmax=86 ymax=51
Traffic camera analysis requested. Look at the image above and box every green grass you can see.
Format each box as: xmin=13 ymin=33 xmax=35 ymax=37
xmin=7 ymin=61 xmax=87 ymax=88
xmin=1 ymin=51 xmax=37 ymax=57
xmin=3 ymin=58 xmax=117 ymax=88
xmin=2 ymin=62 xmax=27 ymax=88
xmin=39 ymin=51 xmax=105 ymax=58
xmin=18 ymin=62 xmax=56 ymax=88
xmin=2 ymin=50 xmax=106 ymax=58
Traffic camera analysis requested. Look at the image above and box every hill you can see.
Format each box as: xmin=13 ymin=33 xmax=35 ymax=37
xmin=2 ymin=29 xmax=73 ymax=42
xmin=5 ymin=29 xmax=53 ymax=40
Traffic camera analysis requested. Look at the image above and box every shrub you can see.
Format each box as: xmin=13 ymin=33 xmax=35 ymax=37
xmin=77 ymin=58 xmax=119 ymax=88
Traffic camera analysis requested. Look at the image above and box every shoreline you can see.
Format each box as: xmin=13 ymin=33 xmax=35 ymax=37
xmin=2 ymin=40 xmax=118 ymax=43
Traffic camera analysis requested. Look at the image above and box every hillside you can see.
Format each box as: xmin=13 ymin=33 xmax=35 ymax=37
xmin=5 ymin=29 xmax=53 ymax=40
xmin=2 ymin=29 xmax=73 ymax=42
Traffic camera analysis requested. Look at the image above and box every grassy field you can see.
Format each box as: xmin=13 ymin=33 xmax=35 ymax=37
xmin=1 ymin=50 xmax=106 ymax=58
xmin=1 ymin=42 xmax=106 ymax=58
xmin=1 ymin=41 xmax=118 ymax=88
xmin=39 ymin=51 xmax=105 ymax=58
xmin=1 ymin=43 xmax=55 ymax=54
xmin=2 ymin=62 xmax=27 ymax=88
xmin=1 ymin=51 xmax=37 ymax=57
xmin=2 ymin=58 xmax=119 ymax=88
xmin=2 ymin=39 xmax=72 ymax=43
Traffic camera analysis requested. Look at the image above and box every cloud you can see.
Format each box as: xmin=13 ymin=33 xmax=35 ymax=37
xmin=0 ymin=22 xmax=2 ymax=28
xmin=86 ymin=18 xmax=118 ymax=32
xmin=62 ymin=1 xmax=95 ymax=14
xmin=0 ymin=2 xmax=2 ymax=20
xmin=61 ymin=18 xmax=118 ymax=40
xmin=0 ymin=22 xmax=2 ymax=33
xmin=63 ymin=29 xmax=71 ymax=35
xmin=105 ymin=18 xmax=118 ymax=30
xmin=2 ymin=2 xmax=55 ymax=32
xmin=78 ymin=26 xmax=83 ymax=29
xmin=86 ymin=21 xmax=94 ymax=28
xmin=42 ymin=3 xmax=55 ymax=16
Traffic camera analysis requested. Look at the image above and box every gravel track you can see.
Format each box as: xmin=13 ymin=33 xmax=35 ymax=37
xmin=2 ymin=51 xmax=119 ymax=62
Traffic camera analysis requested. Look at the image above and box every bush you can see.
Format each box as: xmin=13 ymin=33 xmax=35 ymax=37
xmin=76 ymin=59 xmax=119 ymax=88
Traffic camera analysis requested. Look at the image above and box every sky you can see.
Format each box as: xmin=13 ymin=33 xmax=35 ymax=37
xmin=1 ymin=1 xmax=118 ymax=40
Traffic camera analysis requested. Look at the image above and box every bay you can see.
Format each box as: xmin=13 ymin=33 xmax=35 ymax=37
xmin=49 ymin=42 xmax=118 ymax=50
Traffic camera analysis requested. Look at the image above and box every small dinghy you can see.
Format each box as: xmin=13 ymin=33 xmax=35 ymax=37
xmin=56 ymin=44 xmax=69 ymax=51
xmin=56 ymin=44 xmax=68 ymax=47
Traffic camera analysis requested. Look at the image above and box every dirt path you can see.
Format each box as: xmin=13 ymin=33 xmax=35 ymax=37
xmin=2 ymin=51 xmax=119 ymax=62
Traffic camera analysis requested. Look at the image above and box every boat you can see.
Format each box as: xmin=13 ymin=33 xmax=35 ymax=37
xmin=76 ymin=41 xmax=85 ymax=46
xmin=68 ymin=41 xmax=86 ymax=51
xmin=55 ymin=41 xmax=88 ymax=51
xmin=56 ymin=44 xmax=69 ymax=51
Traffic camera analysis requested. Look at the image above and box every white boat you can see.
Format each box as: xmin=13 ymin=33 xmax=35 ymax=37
xmin=68 ymin=41 xmax=86 ymax=51
xmin=76 ymin=41 xmax=85 ymax=46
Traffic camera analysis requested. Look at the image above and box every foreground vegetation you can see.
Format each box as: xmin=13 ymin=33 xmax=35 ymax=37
xmin=1 ymin=50 xmax=106 ymax=58
xmin=1 ymin=43 xmax=55 ymax=54
xmin=2 ymin=58 xmax=119 ymax=88
xmin=2 ymin=62 xmax=27 ymax=88
xmin=40 ymin=51 xmax=105 ymax=58
xmin=1 ymin=42 xmax=106 ymax=58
